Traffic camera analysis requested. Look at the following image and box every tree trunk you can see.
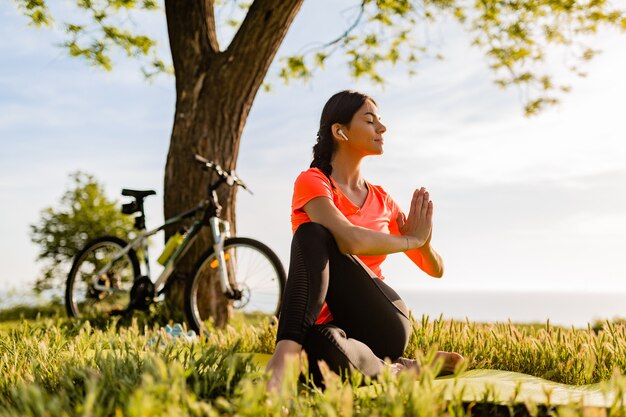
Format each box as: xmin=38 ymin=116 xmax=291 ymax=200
xmin=162 ymin=0 xmax=304 ymax=328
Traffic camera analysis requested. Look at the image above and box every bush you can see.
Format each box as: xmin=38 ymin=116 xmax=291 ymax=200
xmin=29 ymin=172 xmax=135 ymax=292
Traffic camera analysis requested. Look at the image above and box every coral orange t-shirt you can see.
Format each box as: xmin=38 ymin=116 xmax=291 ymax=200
xmin=291 ymin=167 xmax=405 ymax=325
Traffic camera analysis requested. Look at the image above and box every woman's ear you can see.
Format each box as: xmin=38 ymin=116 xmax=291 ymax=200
xmin=330 ymin=123 xmax=344 ymax=142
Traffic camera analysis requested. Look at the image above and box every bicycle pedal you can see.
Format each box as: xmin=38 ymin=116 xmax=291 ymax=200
xmin=129 ymin=276 xmax=155 ymax=310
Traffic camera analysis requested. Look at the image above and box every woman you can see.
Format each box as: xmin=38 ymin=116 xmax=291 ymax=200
xmin=265 ymin=90 xmax=463 ymax=391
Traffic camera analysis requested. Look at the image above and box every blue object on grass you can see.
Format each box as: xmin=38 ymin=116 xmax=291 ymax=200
xmin=147 ymin=323 xmax=197 ymax=347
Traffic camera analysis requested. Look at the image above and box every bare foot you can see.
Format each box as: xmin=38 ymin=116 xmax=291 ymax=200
xmin=393 ymin=357 xmax=421 ymax=376
xmin=265 ymin=340 xmax=302 ymax=393
xmin=433 ymin=351 xmax=464 ymax=376
xmin=391 ymin=351 xmax=463 ymax=378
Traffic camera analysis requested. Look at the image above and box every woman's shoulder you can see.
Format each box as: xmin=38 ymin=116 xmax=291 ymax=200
xmin=292 ymin=167 xmax=335 ymax=209
xmin=298 ymin=166 xmax=326 ymax=176
xmin=295 ymin=167 xmax=331 ymax=184
xmin=293 ymin=167 xmax=333 ymax=195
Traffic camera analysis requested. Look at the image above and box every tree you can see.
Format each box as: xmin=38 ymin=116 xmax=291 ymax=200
xmin=30 ymin=172 xmax=135 ymax=293
xmin=15 ymin=0 xmax=626 ymax=326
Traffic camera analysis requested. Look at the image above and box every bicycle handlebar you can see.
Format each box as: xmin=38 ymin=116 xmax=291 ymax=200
xmin=194 ymin=154 xmax=253 ymax=194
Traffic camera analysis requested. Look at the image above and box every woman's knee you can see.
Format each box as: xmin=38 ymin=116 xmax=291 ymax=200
xmin=367 ymin=284 xmax=412 ymax=357
xmin=294 ymin=222 xmax=333 ymax=241
xmin=376 ymin=314 xmax=412 ymax=359
xmin=292 ymin=222 xmax=339 ymax=254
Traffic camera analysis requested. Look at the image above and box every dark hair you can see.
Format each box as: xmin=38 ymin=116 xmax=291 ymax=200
xmin=310 ymin=90 xmax=376 ymax=184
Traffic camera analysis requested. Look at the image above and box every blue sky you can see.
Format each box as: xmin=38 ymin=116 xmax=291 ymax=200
xmin=1 ymin=0 xmax=626 ymax=304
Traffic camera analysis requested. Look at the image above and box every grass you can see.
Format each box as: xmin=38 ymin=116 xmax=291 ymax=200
xmin=2 ymin=306 xmax=626 ymax=416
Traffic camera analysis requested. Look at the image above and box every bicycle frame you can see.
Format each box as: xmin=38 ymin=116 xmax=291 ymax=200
xmin=92 ymin=198 xmax=235 ymax=297
xmin=91 ymin=200 xmax=203 ymax=293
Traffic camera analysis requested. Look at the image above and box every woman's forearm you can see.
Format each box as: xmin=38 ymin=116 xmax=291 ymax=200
xmin=342 ymin=225 xmax=424 ymax=256
xmin=341 ymin=225 xmax=444 ymax=278
xmin=406 ymin=244 xmax=444 ymax=278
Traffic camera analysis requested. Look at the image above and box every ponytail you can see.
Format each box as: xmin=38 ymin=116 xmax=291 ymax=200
xmin=310 ymin=130 xmax=335 ymax=185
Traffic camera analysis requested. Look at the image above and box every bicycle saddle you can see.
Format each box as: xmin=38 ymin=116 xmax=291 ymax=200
xmin=121 ymin=189 xmax=156 ymax=199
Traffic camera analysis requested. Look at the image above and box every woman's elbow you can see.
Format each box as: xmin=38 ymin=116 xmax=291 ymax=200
xmin=430 ymin=270 xmax=444 ymax=279
xmin=429 ymin=264 xmax=444 ymax=279
xmin=335 ymin=228 xmax=361 ymax=255
xmin=336 ymin=239 xmax=353 ymax=254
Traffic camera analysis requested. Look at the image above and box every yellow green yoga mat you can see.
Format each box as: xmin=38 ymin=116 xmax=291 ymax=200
xmin=243 ymin=353 xmax=616 ymax=408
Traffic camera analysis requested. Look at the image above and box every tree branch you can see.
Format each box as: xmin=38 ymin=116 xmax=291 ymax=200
xmin=165 ymin=0 xmax=219 ymax=85
xmin=225 ymin=0 xmax=305 ymax=91
xmin=201 ymin=0 xmax=221 ymax=53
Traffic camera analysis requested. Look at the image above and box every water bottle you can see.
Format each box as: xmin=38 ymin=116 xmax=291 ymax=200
xmin=157 ymin=230 xmax=185 ymax=265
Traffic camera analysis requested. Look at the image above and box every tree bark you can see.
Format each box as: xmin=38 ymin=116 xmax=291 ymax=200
xmin=163 ymin=0 xmax=304 ymax=327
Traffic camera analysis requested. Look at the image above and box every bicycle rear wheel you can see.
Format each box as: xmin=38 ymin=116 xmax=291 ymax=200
xmin=65 ymin=236 xmax=140 ymax=319
xmin=185 ymin=237 xmax=286 ymax=333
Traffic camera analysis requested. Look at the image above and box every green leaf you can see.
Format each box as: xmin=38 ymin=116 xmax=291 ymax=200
xmin=364 ymin=34 xmax=378 ymax=47
xmin=15 ymin=0 xmax=53 ymax=27
xmin=314 ymin=52 xmax=328 ymax=68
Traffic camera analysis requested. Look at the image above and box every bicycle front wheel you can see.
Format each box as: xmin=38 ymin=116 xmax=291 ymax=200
xmin=185 ymin=237 xmax=286 ymax=333
xmin=65 ymin=236 xmax=140 ymax=319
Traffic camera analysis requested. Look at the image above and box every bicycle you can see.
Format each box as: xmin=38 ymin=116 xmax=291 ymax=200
xmin=65 ymin=154 xmax=286 ymax=333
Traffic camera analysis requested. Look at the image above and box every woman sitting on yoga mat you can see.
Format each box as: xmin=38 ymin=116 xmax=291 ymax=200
xmin=265 ymin=90 xmax=463 ymax=391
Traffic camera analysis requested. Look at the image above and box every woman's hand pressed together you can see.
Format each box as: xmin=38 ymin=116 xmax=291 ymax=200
xmin=397 ymin=187 xmax=433 ymax=249
xmin=396 ymin=186 xmax=444 ymax=277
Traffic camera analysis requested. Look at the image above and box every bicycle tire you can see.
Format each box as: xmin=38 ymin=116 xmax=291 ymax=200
xmin=65 ymin=236 xmax=140 ymax=318
xmin=185 ymin=237 xmax=286 ymax=334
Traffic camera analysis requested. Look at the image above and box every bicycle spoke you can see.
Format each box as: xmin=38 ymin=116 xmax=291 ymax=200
xmin=186 ymin=239 xmax=285 ymax=332
xmin=67 ymin=238 xmax=137 ymax=319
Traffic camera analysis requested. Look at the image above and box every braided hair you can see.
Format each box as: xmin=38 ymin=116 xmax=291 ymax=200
xmin=310 ymin=90 xmax=376 ymax=186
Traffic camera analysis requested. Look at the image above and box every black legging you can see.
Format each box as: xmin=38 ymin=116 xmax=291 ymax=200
xmin=276 ymin=222 xmax=412 ymax=386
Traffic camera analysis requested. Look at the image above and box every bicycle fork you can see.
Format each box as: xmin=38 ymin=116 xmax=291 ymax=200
xmin=208 ymin=217 xmax=241 ymax=299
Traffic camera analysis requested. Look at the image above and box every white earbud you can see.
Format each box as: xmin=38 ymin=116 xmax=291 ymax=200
xmin=338 ymin=130 xmax=349 ymax=141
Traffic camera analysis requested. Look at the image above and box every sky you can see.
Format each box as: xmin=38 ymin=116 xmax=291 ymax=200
xmin=1 ymin=0 xmax=626 ymax=308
